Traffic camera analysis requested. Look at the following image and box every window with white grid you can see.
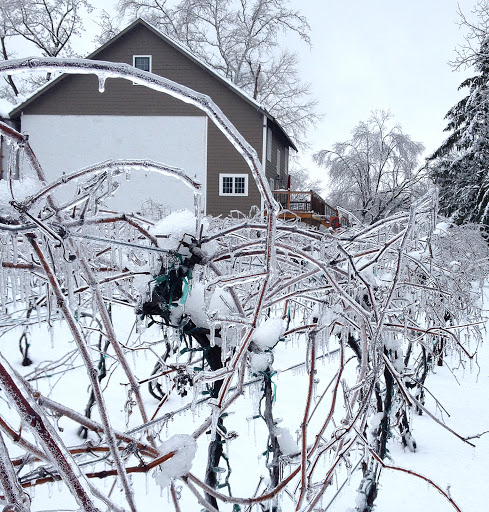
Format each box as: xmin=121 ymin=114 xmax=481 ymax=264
xmin=219 ymin=174 xmax=248 ymax=196
xmin=133 ymin=55 xmax=151 ymax=72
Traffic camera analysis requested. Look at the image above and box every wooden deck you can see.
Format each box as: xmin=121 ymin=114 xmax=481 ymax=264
xmin=272 ymin=190 xmax=340 ymax=229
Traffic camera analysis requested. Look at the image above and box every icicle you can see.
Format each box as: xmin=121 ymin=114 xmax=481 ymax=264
xmin=19 ymin=270 xmax=26 ymax=305
xmin=221 ymin=323 xmax=227 ymax=364
xmin=49 ymin=325 xmax=55 ymax=348
xmin=23 ymin=271 xmax=30 ymax=306
xmin=67 ymin=266 xmax=75 ymax=311
xmin=12 ymin=235 xmax=18 ymax=264
xmin=110 ymin=245 xmax=116 ymax=272
xmin=98 ymin=75 xmax=106 ymax=93
xmin=107 ymin=168 xmax=113 ymax=197
xmin=210 ymin=322 xmax=216 ymax=347
xmin=209 ymin=405 xmax=220 ymax=441
xmin=109 ymin=278 xmax=115 ymax=302
xmin=11 ymin=270 xmax=18 ymax=309
xmin=190 ymin=380 xmax=202 ymax=414
xmin=0 ymin=268 xmax=5 ymax=312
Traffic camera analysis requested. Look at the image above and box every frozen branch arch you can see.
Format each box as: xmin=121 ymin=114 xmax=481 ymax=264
xmin=0 ymin=56 xmax=486 ymax=512
xmin=0 ymin=57 xmax=277 ymax=212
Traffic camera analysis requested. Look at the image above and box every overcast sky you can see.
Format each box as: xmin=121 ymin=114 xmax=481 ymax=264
xmin=9 ymin=0 xmax=480 ymax=192
xmin=287 ymin=0 xmax=476 ymax=186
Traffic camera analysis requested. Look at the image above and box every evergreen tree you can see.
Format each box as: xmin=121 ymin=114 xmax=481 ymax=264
xmin=429 ymin=37 xmax=489 ymax=228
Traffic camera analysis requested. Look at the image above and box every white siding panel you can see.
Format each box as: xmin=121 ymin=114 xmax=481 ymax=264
xmin=22 ymin=115 xmax=207 ymax=214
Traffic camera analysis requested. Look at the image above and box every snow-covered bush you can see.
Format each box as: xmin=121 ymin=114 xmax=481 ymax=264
xmin=0 ymin=58 xmax=487 ymax=512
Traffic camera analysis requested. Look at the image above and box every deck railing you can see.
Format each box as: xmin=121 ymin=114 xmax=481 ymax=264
xmin=273 ymin=190 xmax=337 ymax=218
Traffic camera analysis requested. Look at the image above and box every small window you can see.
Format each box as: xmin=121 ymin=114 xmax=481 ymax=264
xmin=133 ymin=55 xmax=151 ymax=72
xmin=219 ymin=174 xmax=248 ymax=196
xmin=133 ymin=55 xmax=152 ymax=84
xmin=266 ymin=128 xmax=272 ymax=161
xmin=276 ymin=149 xmax=281 ymax=173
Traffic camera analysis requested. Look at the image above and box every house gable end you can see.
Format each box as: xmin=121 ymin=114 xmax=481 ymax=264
xmin=12 ymin=22 xmax=260 ymax=133
xmin=9 ymin=19 xmax=296 ymax=152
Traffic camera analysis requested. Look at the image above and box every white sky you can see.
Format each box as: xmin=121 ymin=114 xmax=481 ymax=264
xmin=286 ymin=0 xmax=478 ymax=187
xmin=9 ymin=0 xmax=480 ymax=192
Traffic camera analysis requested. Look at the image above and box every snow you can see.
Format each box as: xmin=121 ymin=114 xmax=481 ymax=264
xmin=185 ymin=282 xmax=234 ymax=328
xmin=150 ymin=209 xmax=198 ymax=252
xmin=274 ymin=426 xmax=299 ymax=456
xmin=0 ymin=98 xmax=14 ymax=118
xmin=250 ymin=352 xmax=272 ymax=374
xmin=153 ymin=434 xmax=197 ymax=489
xmin=0 ymin=175 xmax=41 ymax=206
xmin=328 ymin=337 xmax=489 ymax=512
xmin=0 ymin=293 xmax=487 ymax=511
xmin=359 ymin=264 xmax=379 ymax=288
xmin=251 ymin=317 xmax=285 ymax=351
xmin=376 ymin=342 xmax=489 ymax=511
xmin=367 ymin=412 xmax=384 ymax=444
xmin=433 ymin=221 xmax=451 ymax=236
xmin=384 ymin=334 xmax=402 ymax=352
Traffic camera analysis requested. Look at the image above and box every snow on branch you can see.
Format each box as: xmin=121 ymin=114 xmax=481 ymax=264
xmin=0 ymin=56 xmax=486 ymax=512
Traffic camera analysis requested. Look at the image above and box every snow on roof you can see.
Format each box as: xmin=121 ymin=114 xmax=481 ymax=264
xmin=0 ymin=97 xmax=15 ymax=119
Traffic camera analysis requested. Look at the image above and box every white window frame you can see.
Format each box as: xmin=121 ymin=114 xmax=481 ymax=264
xmin=285 ymin=146 xmax=289 ymax=174
xmin=219 ymin=173 xmax=249 ymax=196
xmin=266 ymin=127 xmax=272 ymax=161
xmin=276 ymin=148 xmax=281 ymax=173
xmin=133 ymin=55 xmax=152 ymax=85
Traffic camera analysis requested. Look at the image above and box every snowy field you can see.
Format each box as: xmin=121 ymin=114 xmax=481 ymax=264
xmin=0 ymin=295 xmax=487 ymax=512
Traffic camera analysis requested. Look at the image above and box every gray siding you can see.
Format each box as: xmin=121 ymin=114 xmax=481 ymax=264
xmin=16 ymin=22 xmax=265 ymax=217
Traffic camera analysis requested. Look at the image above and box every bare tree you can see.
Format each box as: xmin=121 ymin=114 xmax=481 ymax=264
xmin=110 ymin=0 xmax=319 ymax=149
xmin=0 ymin=0 xmax=93 ymax=100
xmin=93 ymin=8 xmax=121 ymax=47
xmin=450 ymin=0 xmax=489 ymax=70
xmin=288 ymin=165 xmax=323 ymax=193
xmin=314 ymin=110 xmax=427 ymax=224
xmin=0 ymin=8 xmax=21 ymax=98
xmin=0 ymin=57 xmax=486 ymax=512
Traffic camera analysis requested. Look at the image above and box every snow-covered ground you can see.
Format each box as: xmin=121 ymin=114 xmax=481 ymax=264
xmin=0 ymin=296 xmax=487 ymax=512
xmin=335 ymin=336 xmax=489 ymax=511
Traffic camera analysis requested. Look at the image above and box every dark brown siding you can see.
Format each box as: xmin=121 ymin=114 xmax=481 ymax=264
xmin=265 ymin=120 xmax=289 ymax=190
xmin=19 ymin=23 xmax=264 ymax=217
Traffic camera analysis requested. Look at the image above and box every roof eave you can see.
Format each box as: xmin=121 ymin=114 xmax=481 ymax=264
xmin=9 ymin=18 xmax=297 ymax=151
